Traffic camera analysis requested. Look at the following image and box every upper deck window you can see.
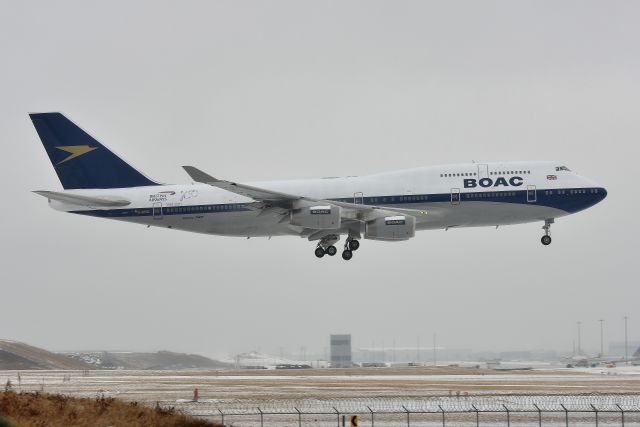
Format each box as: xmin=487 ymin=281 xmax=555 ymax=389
xmin=556 ymin=166 xmax=571 ymax=171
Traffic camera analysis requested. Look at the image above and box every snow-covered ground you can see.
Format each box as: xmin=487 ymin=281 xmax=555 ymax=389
xmin=2 ymin=367 xmax=639 ymax=426
xmin=572 ymin=364 xmax=640 ymax=376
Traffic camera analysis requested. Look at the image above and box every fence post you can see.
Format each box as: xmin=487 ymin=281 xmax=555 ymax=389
xmin=533 ymin=403 xmax=542 ymax=427
xmin=590 ymin=404 xmax=598 ymax=427
xmin=367 ymin=405 xmax=374 ymax=427
xmin=503 ymin=404 xmax=510 ymax=427
xmin=218 ymin=409 xmax=224 ymax=425
xmin=295 ymin=407 xmax=302 ymax=427
xmin=471 ymin=404 xmax=479 ymax=427
xmin=258 ymin=407 xmax=264 ymax=427
xmin=402 ymin=405 xmax=410 ymax=427
xmin=617 ymin=403 xmax=625 ymax=427
xmin=439 ymin=405 xmax=445 ymax=427
xmin=560 ymin=404 xmax=568 ymax=427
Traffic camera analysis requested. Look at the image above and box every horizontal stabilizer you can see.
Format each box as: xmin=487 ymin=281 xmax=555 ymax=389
xmin=33 ymin=190 xmax=131 ymax=207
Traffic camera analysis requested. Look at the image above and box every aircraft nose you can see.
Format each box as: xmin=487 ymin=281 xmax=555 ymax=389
xmin=593 ymin=187 xmax=607 ymax=205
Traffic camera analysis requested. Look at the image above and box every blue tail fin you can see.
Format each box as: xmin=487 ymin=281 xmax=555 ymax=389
xmin=30 ymin=113 xmax=159 ymax=189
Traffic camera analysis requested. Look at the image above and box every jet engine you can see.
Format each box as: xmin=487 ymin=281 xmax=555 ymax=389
xmin=290 ymin=205 xmax=341 ymax=229
xmin=365 ymin=215 xmax=415 ymax=241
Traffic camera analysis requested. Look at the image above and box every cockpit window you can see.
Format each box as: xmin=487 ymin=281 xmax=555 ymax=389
xmin=555 ymin=166 xmax=571 ymax=172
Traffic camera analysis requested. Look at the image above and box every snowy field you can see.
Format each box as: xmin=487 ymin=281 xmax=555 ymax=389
xmin=2 ymin=367 xmax=640 ymax=426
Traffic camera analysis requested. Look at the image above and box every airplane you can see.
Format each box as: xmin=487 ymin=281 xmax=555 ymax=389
xmin=563 ymin=346 xmax=640 ymax=368
xmin=30 ymin=112 xmax=607 ymax=261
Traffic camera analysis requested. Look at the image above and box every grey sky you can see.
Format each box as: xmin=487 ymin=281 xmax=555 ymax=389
xmin=1 ymin=1 xmax=638 ymax=359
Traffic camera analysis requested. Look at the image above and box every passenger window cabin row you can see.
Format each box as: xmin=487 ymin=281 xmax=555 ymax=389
xmin=440 ymin=170 xmax=531 ymax=178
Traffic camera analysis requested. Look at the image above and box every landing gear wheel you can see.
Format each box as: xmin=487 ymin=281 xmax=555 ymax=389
xmin=326 ymin=245 xmax=337 ymax=256
xmin=348 ymin=240 xmax=360 ymax=251
xmin=342 ymin=250 xmax=353 ymax=261
xmin=315 ymin=247 xmax=326 ymax=258
xmin=541 ymin=219 xmax=554 ymax=246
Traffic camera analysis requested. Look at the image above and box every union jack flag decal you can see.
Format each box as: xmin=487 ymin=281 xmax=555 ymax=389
xmin=547 ymin=175 xmax=557 ymax=180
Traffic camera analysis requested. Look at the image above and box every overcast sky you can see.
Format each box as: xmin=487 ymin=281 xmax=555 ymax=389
xmin=1 ymin=1 xmax=638 ymax=360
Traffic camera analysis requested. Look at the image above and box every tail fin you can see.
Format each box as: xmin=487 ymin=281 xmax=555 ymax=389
xmin=30 ymin=112 xmax=159 ymax=189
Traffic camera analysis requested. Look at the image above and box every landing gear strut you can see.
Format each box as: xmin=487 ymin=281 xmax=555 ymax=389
xmin=342 ymin=237 xmax=360 ymax=261
xmin=541 ymin=219 xmax=553 ymax=246
xmin=313 ymin=235 xmax=359 ymax=260
xmin=314 ymin=235 xmax=339 ymax=259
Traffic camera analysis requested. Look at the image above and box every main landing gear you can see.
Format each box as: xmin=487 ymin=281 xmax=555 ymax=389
xmin=315 ymin=245 xmax=337 ymax=258
xmin=314 ymin=236 xmax=360 ymax=261
xmin=541 ymin=219 xmax=554 ymax=246
xmin=341 ymin=237 xmax=360 ymax=261
xmin=314 ymin=234 xmax=339 ymax=258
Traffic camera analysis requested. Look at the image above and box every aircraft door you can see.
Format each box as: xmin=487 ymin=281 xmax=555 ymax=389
xmin=451 ymin=188 xmax=461 ymax=205
xmin=527 ymin=185 xmax=537 ymax=202
xmin=152 ymin=202 xmax=163 ymax=219
xmin=354 ymin=192 xmax=364 ymax=204
xmin=477 ymin=164 xmax=489 ymax=179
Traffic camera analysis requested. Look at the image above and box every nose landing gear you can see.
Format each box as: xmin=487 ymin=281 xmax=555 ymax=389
xmin=541 ymin=219 xmax=554 ymax=245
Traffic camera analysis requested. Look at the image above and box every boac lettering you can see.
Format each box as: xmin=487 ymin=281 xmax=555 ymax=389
xmin=463 ymin=176 xmax=524 ymax=188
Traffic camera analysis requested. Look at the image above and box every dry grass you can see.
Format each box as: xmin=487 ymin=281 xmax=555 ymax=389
xmin=0 ymin=391 xmax=222 ymax=427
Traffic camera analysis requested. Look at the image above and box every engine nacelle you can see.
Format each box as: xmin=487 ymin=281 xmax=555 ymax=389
xmin=290 ymin=205 xmax=341 ymax=229
xmin=365 ymin=215 xmax=415 ymax=241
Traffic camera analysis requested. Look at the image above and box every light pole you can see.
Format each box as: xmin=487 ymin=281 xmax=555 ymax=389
xmin=433 ymin=333 xmax=437 ymax=367
xmin=624 ymin=316 xmax=629 ymax=364
xmin=577 ymin=321 xmax=582 ymax=355
xmin=599 ymin=319 xmax=604 ymax=358
xmin=393 ymin=338 xmax=396 ymax=363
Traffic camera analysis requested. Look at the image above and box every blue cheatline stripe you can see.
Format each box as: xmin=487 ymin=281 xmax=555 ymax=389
xmin=71 ymin=187 xmax=606 ymax=218
xmin=73 ymin=203 xmax=253 ymax=218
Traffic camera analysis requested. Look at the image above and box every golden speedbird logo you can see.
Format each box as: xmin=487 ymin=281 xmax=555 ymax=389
xmin=55 ymin=145 xmax=97 ymax=165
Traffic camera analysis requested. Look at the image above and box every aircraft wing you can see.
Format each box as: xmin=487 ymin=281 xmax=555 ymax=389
xmin=328 ymin=199 xmax=428 ymax=221
xmin=182 ymin=166 xmax=428 ymax=223
xmin=33 ymin=190 xmax=131 ymax=208
xmin=182 ymin=166 xmax=300 ymax=205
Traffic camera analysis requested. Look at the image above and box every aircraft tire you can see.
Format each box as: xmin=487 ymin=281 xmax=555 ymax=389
xmin=326 ymin=245 xmax=337 ymax=256
xmin=315 ymin=247 xmax=326 ymax=258
xmin=348 ymin=240 xmax=360 ymax=251
xmin=342 ymin=250 xmax=353 ymax=261
xmin=541 ymin=235 xmax=552 ymax=246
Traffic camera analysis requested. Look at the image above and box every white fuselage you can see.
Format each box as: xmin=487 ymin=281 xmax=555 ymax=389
xmin=46 ymin=161 xmax=606 ymax=240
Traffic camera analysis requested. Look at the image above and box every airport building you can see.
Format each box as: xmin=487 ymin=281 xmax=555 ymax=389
xmin=330 ymin=334 xmax=352 ymax=368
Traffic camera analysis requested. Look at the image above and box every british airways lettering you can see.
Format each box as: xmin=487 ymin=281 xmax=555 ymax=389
xmin=464 ymin=176 xmax=523 ymax=188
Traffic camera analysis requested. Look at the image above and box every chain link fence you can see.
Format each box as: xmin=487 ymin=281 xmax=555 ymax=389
xmin=172 ymin=395 xmax=640 ymax=426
